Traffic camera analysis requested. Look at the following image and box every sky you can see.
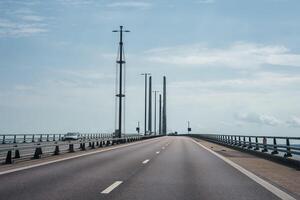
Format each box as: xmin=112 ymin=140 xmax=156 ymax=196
xmin=1 ymin=0 xmax=300 ymax=136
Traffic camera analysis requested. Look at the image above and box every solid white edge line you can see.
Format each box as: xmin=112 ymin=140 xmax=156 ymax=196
xmin=190 ymin=138 xmax=296 ymax=200
xmin=0 ymin=137 xmax=162 ymax=176
xmin=156 ymin=151 xmax=160 ymax=154
xmin=101 ymin=181 xmax=123 ymax=194
xmin=142 ymin=159 xmax=150 ymax=164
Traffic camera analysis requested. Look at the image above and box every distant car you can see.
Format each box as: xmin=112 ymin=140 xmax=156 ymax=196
xmin=62 ymin=132 xmax=82 ymax=141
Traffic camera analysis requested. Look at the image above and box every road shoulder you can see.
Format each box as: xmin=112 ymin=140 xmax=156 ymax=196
xmin=192 ymin=138 xmax=300 ymax=199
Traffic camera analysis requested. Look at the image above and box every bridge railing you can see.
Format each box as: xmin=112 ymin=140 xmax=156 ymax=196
xmin=0 ymin=134 xmax=162 ymax=164
xmin=186 ymin=134 xmax=300 ymax=158
xmin=0 ymin=133 xmax=113 ymax=144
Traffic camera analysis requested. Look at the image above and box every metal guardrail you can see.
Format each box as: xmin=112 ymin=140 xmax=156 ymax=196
xmin=0 ymin=133 xmax=113 ymax=144
xmin=1 ymin=135 xmax=162 ymax=164
xmin=186 ymin=134 xmax=300 ymax=158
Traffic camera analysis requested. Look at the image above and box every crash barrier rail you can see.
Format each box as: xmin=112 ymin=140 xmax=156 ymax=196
xmin=0 ymin=133 xmax=113 ymax=144
xmin=186 ymin=134 xmax=300 ymax=159
xmin=1 ymin=135 xmax=162 ymax=164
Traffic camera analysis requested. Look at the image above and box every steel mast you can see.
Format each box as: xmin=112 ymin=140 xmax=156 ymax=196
xmin=113 ymin=26 xmax=130 ymax=138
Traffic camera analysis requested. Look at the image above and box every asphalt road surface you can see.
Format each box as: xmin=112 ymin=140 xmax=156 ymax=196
xmin=0 ymin=136 xmax=285 ymax=200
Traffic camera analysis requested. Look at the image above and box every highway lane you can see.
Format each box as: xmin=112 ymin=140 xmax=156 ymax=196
xmin=0 ymin=136 xmax=286 ymax=200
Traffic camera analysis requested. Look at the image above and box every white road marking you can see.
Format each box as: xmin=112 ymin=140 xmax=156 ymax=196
xmin=0 ymin=137 xmax=162 ymax=176
xmin=142 ymin=159 xmax=150 ymax=164
xmin=156 ymin=151 xmax=160 ymax=154
xmin=190 ymin=139 xmax=296 ymax=200
xmin=101 ymin=181 xmax=123 ymax=194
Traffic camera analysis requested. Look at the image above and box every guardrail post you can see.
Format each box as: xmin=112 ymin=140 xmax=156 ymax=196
xmin=80 ymin=143 xmax=86 ymax=151
xmin=54 ymin=145 xmax=60 ymax=155
xmin=2 ymin=135 xmax=5 ymax=144
xmin=33 ymin=147 xmax=42 ymax=159
xmin=242 ymin=136 xmax=246 ymax=148
xmin=53 ymin=134 xmax=56 ymax=141
xmin=262 ymin=137 xmax=268 ymax=152
xmin=47 ymin=134 xmax=49 ymax=142
xmin=96 ymin=141 xmax=99 ymax=146
xmin=5 ymin=150 xmax=12 ymax=164
xmin=14 ymin=149 xmax=20 ymax=158
xmin=284 ymin=138 xmax=292 ymax=158
xmin=271 ymin=138 xmax=278 ymax=155
xmin=59 ymin=134 xmax=61 ymax=141
xmin=39 ymin=134 xmax=42 ymax=142
xmin=69 ymin=144 xmax=74 ymax=152
xmin=23 ymin=135 xmax=26 ymax=143
xmin=91 ymin=142 xmax=95 ymax=149
xmin=254 ymin=137 xmax=259 ymax=150
xmin=106 ymin=140 xmax=110 ymax=146
xmin=248 ymin=137 xmax=253 ymax=149
xmin=234 ymin=136 xmax=237 ymax=145
xmin=99 ymin=141 xmax=103 ymax=147
xmin=13 ymin=135 xmax=17 ymax=143
xmin=88 ymin=142 xmax=92 ymax=147
xmin=238 ymin=136 xmax=241 ymax=146
xmin=32 ymin=135 xmax=35 ymax=143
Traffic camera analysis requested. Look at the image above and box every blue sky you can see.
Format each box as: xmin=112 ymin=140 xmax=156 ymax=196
xmin=1 ymin=0 xmax=300 ymax=136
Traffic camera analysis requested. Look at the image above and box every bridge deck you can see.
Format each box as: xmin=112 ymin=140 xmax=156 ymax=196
xmin=0 ymin=136 xmax=298 ymax=200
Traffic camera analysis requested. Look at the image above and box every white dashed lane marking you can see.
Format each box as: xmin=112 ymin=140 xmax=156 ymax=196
xmin=142 ymin=159 xmax=150 ymax=164
xmin=101 ymin=181 xmax=123 ymax=194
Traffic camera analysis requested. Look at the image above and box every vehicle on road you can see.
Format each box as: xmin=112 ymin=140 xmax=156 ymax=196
xmin=62 ymin=132 xmax=82 ymax=141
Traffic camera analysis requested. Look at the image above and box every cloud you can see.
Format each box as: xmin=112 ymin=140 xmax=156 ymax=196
xmin=57 ymin=0 xmax=93 ymax=6
xmin=286 ymin=117 xmax=300 ymax=128
xmin=235 ymin=112 xmax=282 ymax=126
xmin=19 ymin=15 xmax=44 ymax=22
xmin=145 ymin=42 xmax=300 ymax=69
xmin=0 ymin=18 xmax=47 ymax=37
xmin=170 ymin=72 xmax=300 ymax=93
xmin=0 ymin=5 xmax=47 ymax=38
xmin=57 ymin=69 xmax=114 ymax=81
xmin=195 ymin=0 xmax=215 ymax=4
xmin=107 ymin=1 xmax=151 ymax=9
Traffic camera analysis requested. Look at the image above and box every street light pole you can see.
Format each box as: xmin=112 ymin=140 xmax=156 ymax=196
xmin=153 ymin=90 xmax=159 ymax=135
xmin=141 ymin=73 xmax=150 ymax=135
xmin=113 ymin=26 xmax=130 ymax=138
xmin=148 ymin=76 xmax=152 ymax=135
xmin=159 ymin=94 xmax=162 ymax=135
